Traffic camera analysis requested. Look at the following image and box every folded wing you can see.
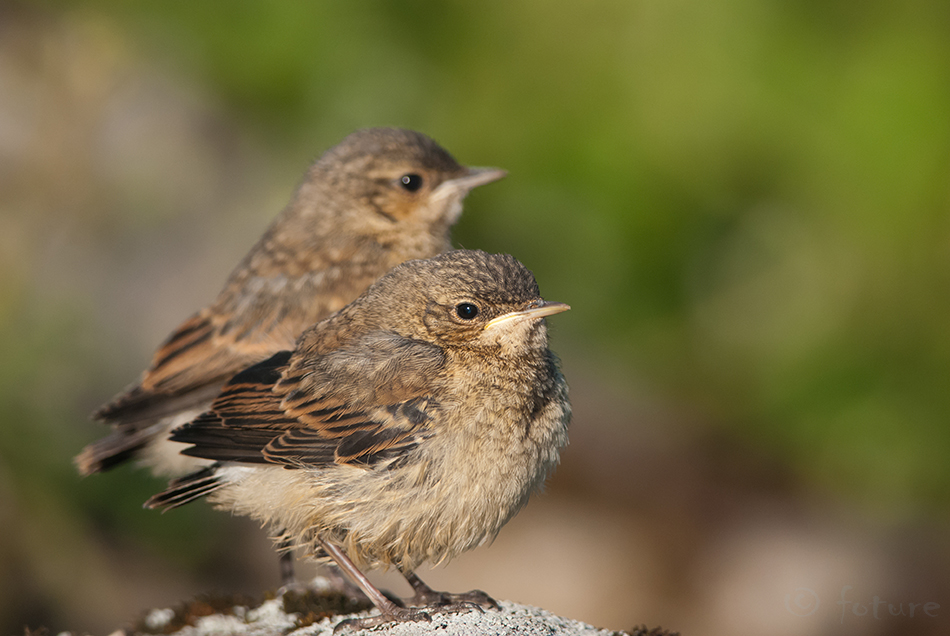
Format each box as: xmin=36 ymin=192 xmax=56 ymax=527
xmin=171 ymin=331 xmax=447 ymax=470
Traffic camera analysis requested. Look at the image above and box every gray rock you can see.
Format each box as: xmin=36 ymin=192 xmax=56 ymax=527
xmin=130 ymin=593 xmax=624 ymax=636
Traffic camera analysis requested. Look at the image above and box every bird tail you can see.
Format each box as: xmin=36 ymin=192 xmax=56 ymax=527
xmin=74 ymin=429 xmax=155 ymax=476
xmin=145 ymin=465 xmax=225 ymax=511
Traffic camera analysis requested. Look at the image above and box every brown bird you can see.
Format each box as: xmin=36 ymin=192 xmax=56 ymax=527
xmin=76 ymin=128 xmax=505 ymax=480
xmin=146 ymin=250 xmax=571 ymax=630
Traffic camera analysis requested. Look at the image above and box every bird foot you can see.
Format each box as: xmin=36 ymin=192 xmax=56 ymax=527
xmin=332 ymin=607 xmax=431 ymax=633
xmin=409 ymin=588 xmax=499 ymax=611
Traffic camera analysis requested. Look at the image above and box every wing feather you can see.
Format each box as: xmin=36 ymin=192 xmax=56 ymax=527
xmin=171 ymin=332 xmax=445 ymax=470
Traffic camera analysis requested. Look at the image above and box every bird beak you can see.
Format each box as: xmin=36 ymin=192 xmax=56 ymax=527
xmin=432 ymin=166 xmax=507 ymax=201
xmin=484 ymin=300 xmax=571 ymax=331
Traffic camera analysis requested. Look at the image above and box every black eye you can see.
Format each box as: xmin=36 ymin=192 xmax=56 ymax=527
xmin=400 ymin=174 xmax=424 ymax=192
xmin=455 ymin=303 xmax=479 ymax=320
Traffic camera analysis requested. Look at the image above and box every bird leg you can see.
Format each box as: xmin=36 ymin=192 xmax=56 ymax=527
xmin=275 ymin=533 xmax=313 ymax=597
xmin=275 ymin=532 xmax=372 ymax=603
xmin=318 ymin=538 xmax=431 ymax=632
xmin=277 ymin=533 xmax=296 ymax=587
xmin=321 ymin=565 xmax=376 ymax=604
xmin=400 ymin=569 xmax=499 ymax=611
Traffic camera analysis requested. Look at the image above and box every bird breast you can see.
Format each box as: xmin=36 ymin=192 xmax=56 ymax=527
xmin=209 ymin=355 xmax=569 ymax=572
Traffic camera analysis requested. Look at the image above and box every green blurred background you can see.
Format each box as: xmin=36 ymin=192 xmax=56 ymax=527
xmin=2 ymin=1 xmax=949 ymax=635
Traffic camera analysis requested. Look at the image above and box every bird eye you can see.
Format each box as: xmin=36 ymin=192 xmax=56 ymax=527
xmin=399 ymin=174 xmax=424 ymax=192
xmin=455 ymin=303 xmax=479 ymax=320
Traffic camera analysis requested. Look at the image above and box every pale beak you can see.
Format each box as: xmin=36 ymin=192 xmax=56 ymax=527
xmin=431 ymin=166 xmax=507 ymax=201
xmin=484 ymin=300 xmax=571 ymax=330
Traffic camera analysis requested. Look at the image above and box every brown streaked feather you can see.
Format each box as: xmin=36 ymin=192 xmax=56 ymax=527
xmin=171 ymin=333 xmax=445 ymax=470
xmin=147 ymin=312 xmax=217 ymax=373
xmin=74 ymin=423 xmax=165 ymax=475
xmin=92 ymin=380 xmax=225 ymax=428
xmin=137 ymin=310 xmax=270 ymax=394
xmin=92 ymin=249 xmax=395 ymax=426
xmin=145 ymin=465 xmax=226 ymax=511
xmin=96 ymin=308 xmax=298 ymax=422
xmin=263 ymin=396 xmax=437 ymax=468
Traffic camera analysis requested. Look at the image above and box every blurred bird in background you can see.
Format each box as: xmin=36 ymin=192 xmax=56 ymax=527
xmin=76 ymin=127 xmax=506 ymax=480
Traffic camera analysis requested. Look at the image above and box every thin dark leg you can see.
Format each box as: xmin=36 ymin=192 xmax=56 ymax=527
xmin=274 ymin=538 xmax=371 ymax=604
xmin=277 ymin=535 xmax=296 ymax=587
xmin=318 ymin=538 xmax=430 ymax=632
xmin=400 ymin=569 xmax=499 ymax=610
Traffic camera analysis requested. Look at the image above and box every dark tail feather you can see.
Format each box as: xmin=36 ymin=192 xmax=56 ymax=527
xmin=145 ymin=465 xmax=224 ymax=511
xmin=74 ymin=426 xmax=161 ymax=476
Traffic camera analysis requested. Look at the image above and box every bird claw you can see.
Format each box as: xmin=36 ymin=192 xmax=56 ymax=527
xmin=427 ymin=600 xmax=486 ymax=615
xmin=332 ymin=607 xmax=431 ymax=633
xmin=448 ymin=589 xmax=499 ymax=610
xmin=409 ymin=588 xmax=499 ymax=611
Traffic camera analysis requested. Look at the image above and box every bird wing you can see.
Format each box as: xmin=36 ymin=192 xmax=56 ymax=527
xmin=77 ymin=306 xmax=293 ymax=475
xmin=171 ymin=331 xmax=446 ymax=469
xmin=91 ymin=253 xmax=367 ymax=426
xmin=93 ymin=309 xmax=289 ymax=424
xmin=79 ymin=257 xmax=377 ymax=475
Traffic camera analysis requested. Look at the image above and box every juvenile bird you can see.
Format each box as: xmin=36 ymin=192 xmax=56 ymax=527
xmin=76 ymin=128 xmax=505 ymax=479
xmin=146 ymin=250 xmax=571 ymax=629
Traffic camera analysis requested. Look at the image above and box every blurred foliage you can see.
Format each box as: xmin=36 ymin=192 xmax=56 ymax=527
xmin=38 ymin=0 xmax=948 ymax=512
xmin=3 ymin=0 xmax=950 ymax=631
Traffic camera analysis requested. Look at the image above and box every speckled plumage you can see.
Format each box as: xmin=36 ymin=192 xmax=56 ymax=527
xmin=147 ymin=250 xmax=571 ymax=626
xmin=76 ymin=129 xmax=505 ymax=478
